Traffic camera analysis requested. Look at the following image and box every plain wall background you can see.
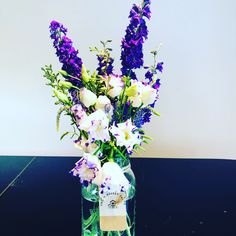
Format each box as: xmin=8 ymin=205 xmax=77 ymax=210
xmin=0 ymin=0 xmax=236 ymax=158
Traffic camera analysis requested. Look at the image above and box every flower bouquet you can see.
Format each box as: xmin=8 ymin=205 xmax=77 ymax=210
xmin=42 ymin=0 xmax=163 ymax=235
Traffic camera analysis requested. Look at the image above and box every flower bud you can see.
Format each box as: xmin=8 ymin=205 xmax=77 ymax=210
xmin=81 ymin=64 xmax=90 ymax=83
xmin=53 ymin=89 xmax=70 ymax=104
xmin=58 ymin=70 xmax=68 ymax=77
xmin=79 ymin=88 xmax=97 ymax=107
xmin=126 ymin=84 xmax=138 ymax=97
xmin=59 ymin=81 xmax=73 ymax=89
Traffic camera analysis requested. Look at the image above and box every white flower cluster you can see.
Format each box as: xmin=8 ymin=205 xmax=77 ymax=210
xmin=71 ymin=77 xmax=158 ymax=155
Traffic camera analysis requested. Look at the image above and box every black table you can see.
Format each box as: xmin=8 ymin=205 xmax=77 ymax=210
xmin=0 ymin=156 xmax=236 ymax=236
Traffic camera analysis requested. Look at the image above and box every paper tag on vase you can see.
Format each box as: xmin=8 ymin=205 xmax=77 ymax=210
xmin=99 ymin=162 xmax=130 ymax=231
xmin=99 ymin=184 xmax=128 ymax=231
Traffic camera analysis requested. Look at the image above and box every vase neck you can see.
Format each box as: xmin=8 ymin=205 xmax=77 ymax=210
xmin=114 ymin=157 xmax=131 ymax=170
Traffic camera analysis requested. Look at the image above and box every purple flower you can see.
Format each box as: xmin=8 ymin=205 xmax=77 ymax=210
xmin=145 ymin=70 xmax=153 ymax=83
xmin=156 ymin=62 xmax=164 ymax=73
xmin=133 ymin=107 xmax=152 ymax=128
xmin=120 ymin=2 xmax=151 ymax=78
xmin=49 ymin=20 xmax=67 ymax=43
xmin=142 ymin=0 xmax=151 ymax=19
xmin=97 ymin=55 xmax=114 ymax=75
xmin=49 ymin=20 xmax=83 ymax=88
xmin=69 ymin=88 xmax=80 ymax=104
xmin=153 ymin=78 xmax=161 ymax=90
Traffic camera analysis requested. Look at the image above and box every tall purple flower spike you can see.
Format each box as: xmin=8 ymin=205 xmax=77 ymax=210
xmin=120 ymin=0 xmax=151 ymax=79
xmin=49 ymin=20 xmax=83 ymax=89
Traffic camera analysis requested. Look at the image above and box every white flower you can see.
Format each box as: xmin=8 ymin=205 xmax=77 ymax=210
xmin=80 ymin=109 xmax=111 ymax=142
xmin=74 ymin=136 xmax=98 ymax=153
xmin=70 ymin=153 xmax=102 ymax=186
xmin=79 ymin=88 xmax=97 ymax=107
xmin=108 ymin=75 xmax=124 ymax=98
xmin=128 ymin=80 xmax=157 ymax=107
xmin=95 ymin=95 xmax=113 ymax=120
xmin=71 ymin=104 xmax=87 ymax=126
xmin=140 ymin=85 xmax=157 ymax=106
xmin=95 ymin=95 xmax=110 ymax=110
xmin=110 ymin=119 xmax=141 ymax=153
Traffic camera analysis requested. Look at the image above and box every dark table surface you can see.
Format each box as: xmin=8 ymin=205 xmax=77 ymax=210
xmin=0 ymin=156 xmax=236 ymax=236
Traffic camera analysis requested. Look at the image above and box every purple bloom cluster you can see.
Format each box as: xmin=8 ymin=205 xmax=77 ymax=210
xmin=133 ymin=107 xmax=152 ymax=128
xmin=145 ymin=70 xmax=153 ymax=81
xmin=121 ymin=1 xmax=151 ymax=78
xmin=97 ymin=55 xmax=114 ymax=75
xmin=49 ymin=20 xmax=83 ymax=88
xmin=145 ymin=61 xmax=163 ymax=85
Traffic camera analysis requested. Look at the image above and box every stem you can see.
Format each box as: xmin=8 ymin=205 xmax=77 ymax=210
xmin=93 ymin=146 xmax=101 ymax=156
xmin=121 ymin=96 xmax=128 ymax=122
xmin=126 ymin=228 xmax=132 ymax=236
xmin=108 ymin=147 xmax=114 ymax=162
xmin=120 ymin=76 xmax=127 ymax=106
xmin=83 ymin=210 xmax=98 ymax=230
xmin=114 ymin=146 xmax=126 ymax=159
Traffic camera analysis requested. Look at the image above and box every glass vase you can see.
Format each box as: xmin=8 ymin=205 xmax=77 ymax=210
xmin=81 ymin=159 xmax=136 ymax=236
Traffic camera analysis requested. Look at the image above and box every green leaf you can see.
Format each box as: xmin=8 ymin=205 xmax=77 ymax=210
xmin=150 ymin=50 xmax=157 ymax=56
xmin=100 ymin=40 xmax=105 ymax=47
xmin=142 ymin=135 xmax=153 ymax=140
xmin=134 ymin=144 xmax=146 ymax=151
xmin=60 ymin=131 xmax=70 ymax=140
xmin=148 ymin=106 xmax=161 ymax=116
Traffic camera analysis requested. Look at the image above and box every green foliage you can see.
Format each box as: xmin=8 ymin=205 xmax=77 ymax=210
xmin=42 ymin=65 xmax=73 ymax=106
xmin=56 ymin=106 xmax=70 ymax=131
xmin=42 ymin=65 xmax=81 ymax=139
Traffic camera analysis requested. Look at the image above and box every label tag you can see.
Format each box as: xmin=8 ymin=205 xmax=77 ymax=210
xmin=99 ymin=184 xmax=128 ymax=231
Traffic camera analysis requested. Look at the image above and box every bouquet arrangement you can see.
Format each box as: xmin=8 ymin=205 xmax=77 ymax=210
xmin=42 ymin=0 xmax=163 ymax=234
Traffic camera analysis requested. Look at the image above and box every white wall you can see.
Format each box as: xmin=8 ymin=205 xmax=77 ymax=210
xmin=0 ymin=0 xmax=236 ymax=158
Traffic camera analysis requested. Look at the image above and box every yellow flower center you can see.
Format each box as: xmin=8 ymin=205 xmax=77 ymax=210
xmin=125 ymin=131 xmax=130 ymax=140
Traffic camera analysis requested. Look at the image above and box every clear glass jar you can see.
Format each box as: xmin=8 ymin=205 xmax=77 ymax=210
xmin=81 ymin=159 xmax=136 ymax=236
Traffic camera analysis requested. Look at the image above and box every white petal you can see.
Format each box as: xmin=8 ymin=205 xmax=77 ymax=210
xmin=80 ymin=88 xmax=97 ymax=107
